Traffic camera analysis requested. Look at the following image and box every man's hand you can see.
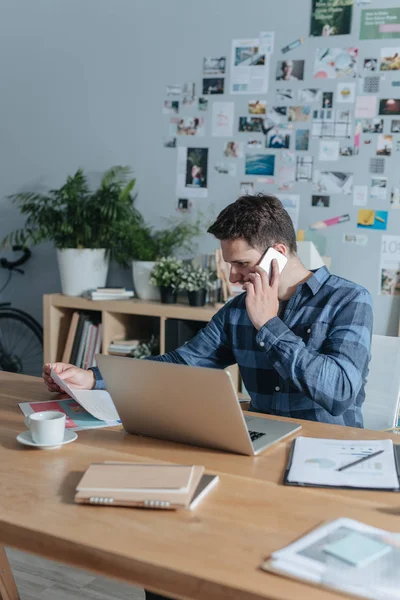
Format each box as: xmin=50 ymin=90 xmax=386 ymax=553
xmin=42 ymin=362 xmax=95 ymax=392
xmin=242 ymin=259 xmax=280 ymax=330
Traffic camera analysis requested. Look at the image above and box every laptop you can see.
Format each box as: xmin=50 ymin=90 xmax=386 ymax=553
xmin=96 ymin=355 xmax=301 ymax=456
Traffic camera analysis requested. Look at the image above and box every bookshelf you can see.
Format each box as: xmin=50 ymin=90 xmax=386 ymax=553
xmin=43 ymin=294 xmax=241 ymax=391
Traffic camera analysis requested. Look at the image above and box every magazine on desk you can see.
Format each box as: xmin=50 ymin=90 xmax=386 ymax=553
xmin=18 ymin=368 xmax=121 ymax=431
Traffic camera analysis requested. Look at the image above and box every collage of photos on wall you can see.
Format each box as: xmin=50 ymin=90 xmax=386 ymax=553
xmin=162 ymin=0 xmax=400 ymax=296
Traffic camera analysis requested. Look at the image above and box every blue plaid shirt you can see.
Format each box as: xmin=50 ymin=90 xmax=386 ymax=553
xmin=92 ymin=267 xmax=373 ymax=428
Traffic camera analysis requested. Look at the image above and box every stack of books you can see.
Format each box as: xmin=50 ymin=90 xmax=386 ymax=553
xmin=75 ymin=462 xmax=219 ymax=510
xmin=83 ymin=287 xmax=134 ymax=301
xmin=108 ymin=339 xmax=140 ymax=357
xmin=62 ymin=311 xmax=102 ymax=368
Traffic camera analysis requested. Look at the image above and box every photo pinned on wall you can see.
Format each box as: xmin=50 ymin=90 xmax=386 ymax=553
xmin=312 ymin=194 xmax=330 ymax=207
xmin=295 ymin=129 xmax=310 ymax=151
xmin=177 ymin=117 xmax=205 ymax=136
xmin=309 ymin=213 xmax=350 ymax=230
xmin=276 ymin=60 xmax=305 ymax=81
xmin=380 ymin=238 xmax=400 ymax=296
xmin=313 ymin=170 xmax=353 ymax=195
xmin=355 ymin=95 xmax=377 ymax=118
xmin=224 ymin=141 xmax=242 ymax=158
xmin=379 ymin=99 xmax=400 ymax=116
xmin=238 ymin=116 xmax=264 ymax=132
xmin=337 ymin=82 xmax=356 ymax=103
xmin=246 ymin=138 xmax=263 ymax=148
xmin=319 ymin=140 xmax=340 ymax=161
xmin=361 ymin=118 xmax=383 ymax=133
xmin=343 ymin=233 xmax=368 ymax=246
xmin=281 ymin=38 xmax=305 ymax=54
xmin=182 ymin=83 xmax=196 ymax=106
xmin=240 ymin=182 xmax=254 ymax=195
xmin=310 ymin=0 xmax=353 ymax=37
xmin=339 ymin=142 xmax=355 ymax=157
xmin=357 ymin=209 xmax=388 ymax=230
xmin=380 ymin=48 xmax=400 ymax=71
xmin=363 ymin=76 xmax=380 ymax=94
xmin=370 ymin=177 xmax=388 ymax=202
xmin=276 ymin=194 xmax=300 ymax=231
xmin=370 ymin=157 xmax=385 ymax=175
xmin=163 ymin=137 xmax=176 ymax=148
xmin=213 ymin=162 xmax=237 ymax=176
xmin=166 ymin=84 xmax=181 ymax=96
xmin=364 ymin=58 xmax=378 ymax=72
xmin=176 ymin=198 xmax=193 ymax=213
xmin=198 ymin=97 xmax=208 ymax=111
xmin=288 ymin=105 xmax=311 ymax=122
xmin=248 ymin=100 xmax=267 ymax=115
xmin=203 ymin=56 xmax=226 ymax=76
xmin=176 ymin=147 xmax=208 ymax=198
xmin=282 ymin=150 xmax=296 ymax=164
xmin=360 ymin=8 xmax=400 ymax=40
xmin=276 ymin=89 xmax=294 ymax=103
xmin=353 ymin=185 xmax=368 ymax=206
xmin=230 ymin=37 xmax=270 ymax=94
xmin=391 ymin=119 xmax=400 ymax=133
xmin=296 ymin=156 xmax=314 ymax=182
xmin=202 ymin=78 xmax=224 ymax=95
xmin=267 ymin=106 xmax=288 ymax=124
xmin=391 ymin=187 xmax=400 ymax=209
xmin=376 ymin=134 xmax=393 ymax=156
xmin=266 ymin=126 xmax=292 ymax=149
xmin=353 ymin=119 xmax=361 ymax=155
xmin=277 ymin=164 xmax=296 ymax=191
xmin=322 ymin=92 xmax=333 ymax=109
xmin=397 ymin=139 xmax=400 ymax=152
xmin=311 ymin=109 xmax=352 ymax=138
xmin=298 ymin=88 xmax=322 ymax=104
xmin=245 ymin=153 xmax=275 ymax=177
xmin=211 ymin=101 xmax=234 ymax=137
xmin=163 ymin=100 xmax=179 ymax=114
xmin=313 ymin=48 xmax=358 ymax=79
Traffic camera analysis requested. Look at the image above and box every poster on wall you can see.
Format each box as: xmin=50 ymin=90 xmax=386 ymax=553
xmin=360 ymin=8 xmax=400 ymax=40
xmin=313 ymin=170 xmax=353 ymax=194
xmin=203 ymin=57 xmax=226 ymax=76
xmin=310 ymin=0 xmax=354 ymax=37
xmin=230 ymin=37 xmax=270 ymax=94
xmin=357 ymin=209 xmax=388 ymax=230
xmin=176 ymin=147 xmax=208 ymax=198
xmin=380 ymin=48 xmax=400 ymax=71
xmin=211 ymin=102 xmax=234 ymax=137
xmin=379 ymin=235 xmax=400 ymax=296
xmin=314 ymin=48 xmax=358 ymax=78
xmin=245 ymin=154 xmax=275 ymax=178
xmin=276 ymin=194 xmax=300 ymax=231
xmin=177 ymin=117 xmax=205 ymax=136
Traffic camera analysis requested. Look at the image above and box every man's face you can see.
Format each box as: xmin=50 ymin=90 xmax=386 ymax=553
xmin=221 ymin=238 xmax=264 ymax=285
xmin=283 ymin=61 xmax=293 ymax=76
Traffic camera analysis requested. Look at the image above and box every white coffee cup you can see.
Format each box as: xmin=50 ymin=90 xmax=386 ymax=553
xmin=24 ymin=411 xmax=66 ymax=445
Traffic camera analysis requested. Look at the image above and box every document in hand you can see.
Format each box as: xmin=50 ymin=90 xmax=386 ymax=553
xmin=284 ymin=436 xmax=400 ymax=490
xmin=261 ymin=518 xmax=400 ymax=600
xmin=50 ymin=368 xmax=120 ymax=422
xmin=75 ymin=462 xmax=219 ymax=509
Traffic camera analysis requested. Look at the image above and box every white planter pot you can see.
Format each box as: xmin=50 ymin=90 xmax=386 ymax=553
xmin=57 ymin=249 xmax=109 ymax=296
xmin=132 ymin=261 xmax=160 ymax=301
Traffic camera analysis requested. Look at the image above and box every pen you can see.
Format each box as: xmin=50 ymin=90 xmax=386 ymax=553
xmin=337 ymin=449 xmax=384 ymax=472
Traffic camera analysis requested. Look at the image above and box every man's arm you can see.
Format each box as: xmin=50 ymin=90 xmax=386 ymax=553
xmin=256 ymin=288 xmax=373 ymax=416
xmin=91 ymin=303 xmax=236 ymax=390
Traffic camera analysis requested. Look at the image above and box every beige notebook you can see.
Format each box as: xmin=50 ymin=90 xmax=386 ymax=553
xmin=75 ymin=463 xmax=204 ymax=509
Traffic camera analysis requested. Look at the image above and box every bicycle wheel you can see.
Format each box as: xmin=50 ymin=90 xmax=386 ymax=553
xmin=0 ymin=308 xmax=43 ymax=377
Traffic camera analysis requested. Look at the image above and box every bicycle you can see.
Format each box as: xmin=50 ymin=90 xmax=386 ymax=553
xmin=0 ymin=246 xmax=43 ymax=376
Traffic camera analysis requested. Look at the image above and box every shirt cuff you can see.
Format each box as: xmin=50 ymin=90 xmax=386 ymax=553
xmin=88 ymin=366 xmax=107 ymax=390
xmin=255 ymin=317 xmax=289 ymax=352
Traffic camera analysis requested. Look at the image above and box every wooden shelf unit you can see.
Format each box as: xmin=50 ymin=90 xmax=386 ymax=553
xmin=43 ymin=294 xmax=240 ymax=390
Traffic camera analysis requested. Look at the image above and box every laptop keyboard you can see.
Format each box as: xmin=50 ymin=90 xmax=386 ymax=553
xmin=249 ymin=430 xmax=266 ymax=442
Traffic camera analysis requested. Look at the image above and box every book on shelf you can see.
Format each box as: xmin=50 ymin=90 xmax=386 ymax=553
xmin=108 ymin=339 xmax=140 ymax=356
xmin=82 ymin=289 xmax=134 ymax=301
xmin=63 ymin=312 xmax=102 ymax=369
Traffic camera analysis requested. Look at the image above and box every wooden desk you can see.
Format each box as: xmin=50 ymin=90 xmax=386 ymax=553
xmin=0 ymin=372 xmax=399 ymax=600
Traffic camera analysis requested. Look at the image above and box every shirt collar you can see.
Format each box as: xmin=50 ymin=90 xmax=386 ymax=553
xmin=303 ymin=266 xmax=330 ymax=296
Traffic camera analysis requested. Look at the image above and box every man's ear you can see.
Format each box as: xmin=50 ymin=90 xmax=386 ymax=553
xmin=273 ymin=243 xmax=288 ymax=256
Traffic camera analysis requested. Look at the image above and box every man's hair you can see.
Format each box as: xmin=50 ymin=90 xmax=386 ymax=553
xmin=207 ymin=193 xmax=297 ymax=253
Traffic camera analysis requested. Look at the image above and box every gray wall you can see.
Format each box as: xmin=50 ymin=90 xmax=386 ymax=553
xmin=0 ymin=0 xmax=399 ymax=335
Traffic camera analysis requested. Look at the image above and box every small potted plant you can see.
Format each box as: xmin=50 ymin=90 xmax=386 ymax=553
xmin=180 ymin=265 xmax=215 ymax=307
xmin=149 ymin=257 xmax=184 ymax=304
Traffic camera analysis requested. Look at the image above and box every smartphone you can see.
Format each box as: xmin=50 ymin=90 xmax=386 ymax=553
xmin=258 ymin=247 xmax=288 ymax=280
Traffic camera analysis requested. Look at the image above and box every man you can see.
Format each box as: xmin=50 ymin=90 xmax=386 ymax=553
xmin=43 ymin=194 xmax=373 ymax=600
xmin=276 ymin=60 xmax=298 ymax=81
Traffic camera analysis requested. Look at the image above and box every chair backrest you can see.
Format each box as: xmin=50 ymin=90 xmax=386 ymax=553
xmin=363 ymin=334 xmax=400 ymax=431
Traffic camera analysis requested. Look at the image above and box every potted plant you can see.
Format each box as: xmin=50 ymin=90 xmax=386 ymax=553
xmin=2 ymin=166 xmax=140 ymax=296
xmin=180 ymin=265 xmax=215 ymax=307
xmin=118 ymin=216 xmax=203 ymax=301
xmin=149 ymin=257 xmax=184 ymax=304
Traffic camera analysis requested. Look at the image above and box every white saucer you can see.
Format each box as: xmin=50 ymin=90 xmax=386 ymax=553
xmin=16 ymin=430 xmax=78 ymax=450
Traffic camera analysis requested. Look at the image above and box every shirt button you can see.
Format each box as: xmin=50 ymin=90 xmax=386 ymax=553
xmin=259 ymin=341 xmax=265 ymax=347
xmin=307 ymin=328 xmax=311 ymax=334
xmin=275 ymin=386 xmax=280 ymax=392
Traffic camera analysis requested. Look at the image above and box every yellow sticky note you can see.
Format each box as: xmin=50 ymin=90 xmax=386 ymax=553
xmin=358 ymin=209 xmax=375 ymax=226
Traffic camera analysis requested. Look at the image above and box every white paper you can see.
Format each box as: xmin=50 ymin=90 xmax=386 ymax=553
xmin=337 ymin=82 xmax=356 ymax=103
xmin=343 ymin=233 xmax=368 ymax=246
xmin=50 ymin=368 xmax=120 ymax=422
xmin=176 ymin=147 xmax=208 ymax=198
xmin=230 ymin=37 xmax=270 ymax=94
xmin=370 ymin=176 xmax=387 ymax=202
xmin=355 ymin=95 xmax=377 ymax=118
xmin=313 ymin=170 xmax=353 ymax=195
xmin=287 ymin=437 xmax=398 ymax=489
xmin=211 ymin=101 xmax=234 ymax=137
xmin=276 ymin=194 xmax=300 ymax=231
xmin=319 ymin=140 xmax=340 ymax=161
xmin=379 ymin=235 xmax=400 ymax=296
xmin=259 ymin=31 xmax=274 ymax=55
xmin=353 ymin=185 xmax=368 ymax=206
